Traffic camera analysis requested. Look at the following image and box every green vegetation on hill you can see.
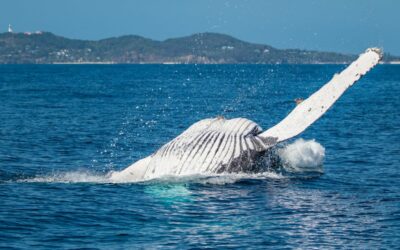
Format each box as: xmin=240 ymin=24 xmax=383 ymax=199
xmin=0 ymin=32 xmax=397 ymax=64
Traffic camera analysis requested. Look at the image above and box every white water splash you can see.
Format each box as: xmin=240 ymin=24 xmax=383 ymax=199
xmin=278 ymin=138 xmax=325 ymax=173
xmin=126 ymin=172 xmax=284 ymax=185
xmin=17 ymin=170 xmax=284 ymax=185
xmin=18 ymin=170 xmax=109 ymax=183
xmin=195 ymin=172 xmax=284 ymax=185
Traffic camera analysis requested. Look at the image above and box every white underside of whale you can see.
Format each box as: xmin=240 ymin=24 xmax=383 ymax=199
xmin=110 ymin=48 xmax=382 ymax=182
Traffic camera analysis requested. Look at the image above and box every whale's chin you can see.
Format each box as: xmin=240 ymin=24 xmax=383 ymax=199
xmin=109 ymin=117 xmax=275 ymax=182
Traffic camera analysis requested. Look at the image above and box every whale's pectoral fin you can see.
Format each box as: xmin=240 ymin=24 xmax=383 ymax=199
xmin=259 ymin=48 xmax=382 ymax=143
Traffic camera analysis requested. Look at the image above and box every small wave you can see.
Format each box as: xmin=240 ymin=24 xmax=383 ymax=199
xmin=15 ymin=170 xmax=283 ymax=185
xmin=194 ymin=172 xmax=284 ymax=185
xmin=17 ymin=170 xmax=109 ymax=184
xmin=133 ymin=172 xmax=285 ymax=185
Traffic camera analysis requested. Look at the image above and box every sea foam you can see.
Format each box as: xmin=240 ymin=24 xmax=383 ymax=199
xmin=278 ymin=138 xmax=325 ymax=173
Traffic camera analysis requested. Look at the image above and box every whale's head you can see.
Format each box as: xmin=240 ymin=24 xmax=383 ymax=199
xmin=111 ymin=117 xmax=274 ymax=182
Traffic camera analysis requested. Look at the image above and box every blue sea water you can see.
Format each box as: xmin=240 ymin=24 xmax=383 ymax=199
xmin=0 ymin=64 xmax=399 ymax=249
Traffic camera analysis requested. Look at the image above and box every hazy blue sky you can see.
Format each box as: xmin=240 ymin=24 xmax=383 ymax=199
xmin=1 ymin=0 xmax=399 ymax=54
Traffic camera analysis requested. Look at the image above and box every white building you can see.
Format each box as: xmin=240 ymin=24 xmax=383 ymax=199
xmin=8 ymin=24 xmax=13 ymax=33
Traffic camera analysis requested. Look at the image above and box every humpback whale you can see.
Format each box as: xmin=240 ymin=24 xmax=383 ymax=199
xmin=110 ymin=48 xmax=382 ymax=182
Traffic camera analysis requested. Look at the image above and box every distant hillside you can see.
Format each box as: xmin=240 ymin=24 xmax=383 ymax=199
xmin=0 ymin=32 xmax=398 ymax=64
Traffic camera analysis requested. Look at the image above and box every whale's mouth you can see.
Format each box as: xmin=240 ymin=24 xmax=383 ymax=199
xmin=7 ymin=139 xmax=325 ymax=185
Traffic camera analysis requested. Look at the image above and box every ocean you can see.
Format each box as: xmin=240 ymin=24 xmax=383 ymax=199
xmin=1 ymin=64 xmax=399 ymax=249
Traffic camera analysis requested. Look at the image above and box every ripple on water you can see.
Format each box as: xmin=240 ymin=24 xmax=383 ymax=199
xmin=1 ymin=64 xmax=399 ymax=249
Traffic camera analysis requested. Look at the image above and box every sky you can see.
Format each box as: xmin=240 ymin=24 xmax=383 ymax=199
xmin=1 ymin=0 xmax=399 ymax=55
